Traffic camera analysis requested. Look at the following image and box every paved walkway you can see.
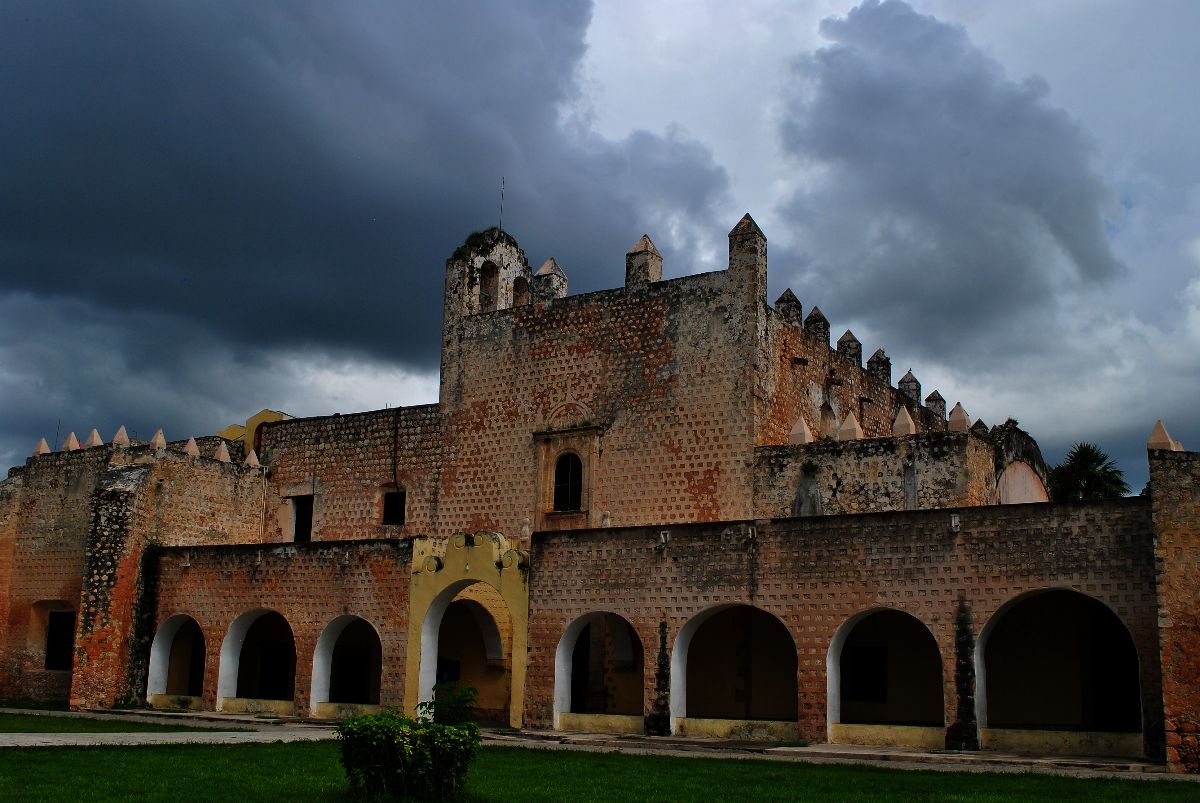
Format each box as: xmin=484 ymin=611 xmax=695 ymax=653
xmin=2 ymin=708 xmax=1196 ymax=783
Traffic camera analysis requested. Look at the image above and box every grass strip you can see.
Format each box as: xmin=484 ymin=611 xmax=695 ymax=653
xmin=0 ymin=741 xmax=1193 ymax=802
xmin=0 ymin=713 xmax=244 ymax=733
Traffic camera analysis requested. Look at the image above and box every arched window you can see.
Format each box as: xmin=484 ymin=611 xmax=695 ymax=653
xmin=512 ymin=277 xmax=530 ymax=307
xmin=479 ymin=262 xmax=499 ymax=312
xmin=553 ymin=453 xmax=582 ymax=512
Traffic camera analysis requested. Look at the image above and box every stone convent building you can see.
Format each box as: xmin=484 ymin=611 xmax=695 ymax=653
xmin=2 ymin=216 xmax=1198 ymax=772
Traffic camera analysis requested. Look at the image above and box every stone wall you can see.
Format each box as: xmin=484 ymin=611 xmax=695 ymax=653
xmin=151 ymin=539 xmax=413 ymax=714
xmin=754 ymin=432 xmax=996 ymax=518
xmin=0 ymin=448 xmax=112 ymax=700
xmin=70 ymin=449 xmax=263 ymax=707
xmin=438 ymin=258 xmax=762 ymax=540
xmin=525 ymin=498 xmax=1162 ymax=756
xmin=759 ymin=307 xmax=948 ymax=445
xmin=258 ymin=405 xmax=441 ymax=542
xmin=1149 ymin=448 xmax=1200 ymax=772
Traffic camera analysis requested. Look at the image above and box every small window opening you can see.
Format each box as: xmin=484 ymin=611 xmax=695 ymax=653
xmin=382 ymin=490 xmax=406 ymax=525
xmin=45 ymin=610 xmax=76 ymax=671
xmin=553 ymin=453 xmax=583 ymax=512
xmin=479 ymin=262 xmax=499 ymax=312
xmin=512 ymin=277 xmax=530 ymax=306
xmin=292 ymin=495 xmax=313 ymax=543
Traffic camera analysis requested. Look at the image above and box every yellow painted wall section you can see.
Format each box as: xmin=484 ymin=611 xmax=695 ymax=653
xmin=831 ymin=723 xmax=945 ymax=750
xmin=981 ymin=728 xmax=1143 ymax=758
xmin=405 ymin=532 xmax=529 ymax=728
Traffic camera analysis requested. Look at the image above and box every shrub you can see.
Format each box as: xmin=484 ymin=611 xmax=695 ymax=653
xmin=418 ymin=682 xmax=478 ymax=725
xmin=336 ymin=706 xmax=480 ymax=800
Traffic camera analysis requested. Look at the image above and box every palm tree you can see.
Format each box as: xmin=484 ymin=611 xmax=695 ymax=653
xmin=1048 ymin=442 xmax=1130 ymax=501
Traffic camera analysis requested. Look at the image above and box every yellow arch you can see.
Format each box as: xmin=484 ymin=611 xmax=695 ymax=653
xmin=405 ymin=532 xmax=529 ymax=728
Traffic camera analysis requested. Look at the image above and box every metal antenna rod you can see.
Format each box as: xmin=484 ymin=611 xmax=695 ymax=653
xmin=500 ymin=176 xmax=505 ymax=232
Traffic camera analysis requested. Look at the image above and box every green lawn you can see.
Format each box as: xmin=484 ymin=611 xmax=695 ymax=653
xmin=0 ymin=713 xmax=239 ymax=733
xmin=0 ymin=742 xmax=1194 ymax=802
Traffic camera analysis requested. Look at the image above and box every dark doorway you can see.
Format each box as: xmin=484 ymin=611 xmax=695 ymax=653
xmin=329 ymin=619 xmax=382 ymax=705
xmin=166 ymin=618 xmax=206 ymax=697
xmin=44 ymin=610 xmax=76 ymax=671
xmin=686 ymin=606 xmax=797 ymax=721
xmin=569 ymin=614 xmax=643 ymax=716
xmin=985 ymin=590 xmax=1141 ymax=732
xmin=236 ymin=612 xmax=296 ymax=701
xmin=838 ymin=609 xmax=943 ymax=726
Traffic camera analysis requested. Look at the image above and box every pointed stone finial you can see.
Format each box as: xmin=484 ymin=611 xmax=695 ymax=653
xmin=838 ymin=411 xmax=864 ymax=441
xmin=892 ymin=406 xmax=917 ymax=436
xmin=837 ymin=330 xmax=862 ymax=366
xmin=898 ymin=370 xmax=922 ymax=404
xmin=728 ymin=213 xmax=767 ymax=286
xmin=804 ymin=306 xmax=830 ymax=345
xmin=775 ymin=289 xmax=803 ymax=327
xmin=1148 ymin=420 xmax=1175 ymax=450
xmin=536 ymin=256 xmax=562 ymax=276
xmin=212 ymin=442 xmax=231 ymax=463
xmin=924 ymin=390 xmax=946 ymax=421
xmin=62 ymin=432 xmax=80 ymax=450
xmin=729 ymin=212 xmax=765 ymax=239
xmin=625 ymin=235 xmax=662 ymax=286
xmin=1175 ymin=440 xmax=1185 ymax=451
xmin=948 ymin=403 xmax=970 ymax=432
xmin=111 ymin=425 xmax=130 ymax=447
xmin=183 ymin=437 xmax=200 ymax=457
xmin=970 ymin=418 xmax=990 ymax=437
xmin=85 ymin=429 xmax=103 ymax=448
xmin=149 ymin=429 xmax=166 ymax=449
xmin=867 ymin=348 xmax=891 ymax=385
xmin=32 ymin=438 xmax=51 ymax=456
xmin=243 ymin=449 xmax=260 ymax=468
xmin=788 ymin=416 xmax=814 ymax=445
xmin=532 ymin=256 xmax=567 ymax=300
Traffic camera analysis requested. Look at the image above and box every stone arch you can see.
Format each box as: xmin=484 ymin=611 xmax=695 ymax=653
xmin=405 ymin=532 xmax=529 ymax=728
xmin=976 ymin=588 xmax=1143 ymax=756
xmin=435 ymin=593 xmax=512 ymax=724
xmin=311 ymin=615 xmax=383 ymax=715
xmin=670 ymin=604 xmax=798 ymax=738
xmin=147 ymin=613 xmax=206 ymax=707
xmin=826 ymin=607 xmax=943 ymax=748
xmin=217 ymin=608 xmax=296 ymax=713
xmin=996 ymin=460 xmax=1049 ymax=504
xmin=553 ymin=611 xmax=644 ymax=731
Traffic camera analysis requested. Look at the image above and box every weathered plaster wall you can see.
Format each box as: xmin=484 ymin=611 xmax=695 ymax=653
xmin=0 ymin=448 xmax=111 ymax=700
xmin=754 ymin=432 xmax=997 ymax=518
xmin=438 ymin=251 xmax=762 ymax=539
xmin=69 ymin=448 xmax=262 ymax=708
xmin=1149 ymin=448 xmax=1200 ymax=772
xmin=525 ymin=499 xmax=1162 ymax=757
xmin=149 ymin=540 xmax=412 ymax=715
xmin=258 ymin=405 xmax=441 ymax=542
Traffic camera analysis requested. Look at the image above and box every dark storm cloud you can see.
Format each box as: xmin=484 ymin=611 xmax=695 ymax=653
xmin=0 ymin=1 xmax=729 ymax=467
xmin=775 ymin=0 xmax=1123 ymax=361
xmin=0 ymin=1 xmax=728 ymax=357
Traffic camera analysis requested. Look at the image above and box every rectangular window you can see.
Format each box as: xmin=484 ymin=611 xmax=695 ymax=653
xmin=382 ymin=490 xmax=406 ymax=525
xmin=292 ymin=494 xmax=313 ymax=543
xmin=45 ymin=610 xmax=76 ymax=671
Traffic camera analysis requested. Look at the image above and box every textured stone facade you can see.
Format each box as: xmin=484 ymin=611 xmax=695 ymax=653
xmin=0 ymin=217 xmax=1196 ymax=771
xmin=525 ymin=498 xmax=1162 ymax=755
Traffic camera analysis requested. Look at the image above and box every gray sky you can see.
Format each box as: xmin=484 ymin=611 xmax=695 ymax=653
xmin=2 ymin=0 xmax=1196 ymax=491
